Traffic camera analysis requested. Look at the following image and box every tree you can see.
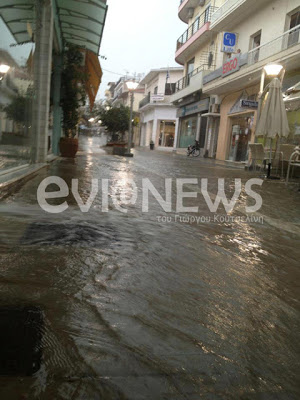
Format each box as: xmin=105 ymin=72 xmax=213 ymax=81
xmin=4 ymin=89 xmax=33 ymax=135
xmin=60 ymin=44 xmax=88 ymax=137
xmin=99 ymin=105 xmax=130 ymax=142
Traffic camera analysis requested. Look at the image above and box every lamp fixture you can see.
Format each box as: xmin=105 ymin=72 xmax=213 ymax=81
xmin=263 ymin=63 xmax=284 ymax=77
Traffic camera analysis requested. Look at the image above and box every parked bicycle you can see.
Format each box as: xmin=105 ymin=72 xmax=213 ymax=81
xmin=187 ymin=140 xmax=200 ymax=157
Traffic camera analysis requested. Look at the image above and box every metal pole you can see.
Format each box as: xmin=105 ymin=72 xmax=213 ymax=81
xmin=127 ymin=91 xmax=134 ymax=154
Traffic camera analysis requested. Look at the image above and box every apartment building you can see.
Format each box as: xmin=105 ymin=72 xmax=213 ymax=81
xmin=111 ymin=77 xmax=145 ymax=109
xmin=201 ymin=0 xmax=300 ymax=162
xmin=139 ymin=68 xmax=183 ymax=149
xmin=171 ymin=0 xmax=223 ymax=154
xmin=108 ymin=77 xmax=145 ymax=146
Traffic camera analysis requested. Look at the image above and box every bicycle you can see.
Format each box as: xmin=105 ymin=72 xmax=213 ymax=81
xmin=187 ymin=140 xmax=200 ymax=157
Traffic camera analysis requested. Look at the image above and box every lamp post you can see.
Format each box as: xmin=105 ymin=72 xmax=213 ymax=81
xmin=125 ymin=80 xmax=139 ymax=157
xmin=257 ymin=63 xmax=285 ymax=120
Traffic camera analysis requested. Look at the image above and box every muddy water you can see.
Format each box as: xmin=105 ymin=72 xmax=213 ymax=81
xmin=0 ymin=137 xmax=299 ymax=399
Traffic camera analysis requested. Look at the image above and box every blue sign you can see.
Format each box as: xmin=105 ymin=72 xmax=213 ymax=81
xmin=222 ymin=32 xmax=237 ymax=53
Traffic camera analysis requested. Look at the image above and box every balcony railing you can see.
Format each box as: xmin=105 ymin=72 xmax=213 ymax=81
xmin=176 ymin=6 xmax=218 ymax=51
xmin=210 ymin=0 xmax=241 ymax=25
xmin=139 ymin=93 xmax=151 ymax=109
xmin=248 ymin=24 xmax=300 ymax=65
xmin=175 ymin=63 xmax=215 ymax=92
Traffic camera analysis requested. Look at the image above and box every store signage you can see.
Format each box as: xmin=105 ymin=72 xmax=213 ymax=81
xmin=241 ymin=100 xmax=259 ymax=109
xmin=152 ymin=94 xmax=164 ymax=101
xmin=222 ymin=55 xmax=240 ymax=77
xmin=222 ymin=32 xmax=237 ymax=53
xmin=177 ymin=98 xmax=209 ymax=118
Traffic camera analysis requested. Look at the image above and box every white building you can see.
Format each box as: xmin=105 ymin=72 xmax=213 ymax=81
xmin=173 ymin=0 xmax=300 ymax=160
xmin=139 ymin=68 xmax=184 ymax=149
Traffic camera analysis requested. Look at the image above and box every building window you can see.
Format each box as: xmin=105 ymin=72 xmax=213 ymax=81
xmin=154 ymin=86 xmax=158 ymax=95
xmin=288 ymin=10 xmax=300 ymax=46
xmin=250 ymin=31 xmax=261 ymax=63
xmin=186 ymin=57 xmax=195 ymax=86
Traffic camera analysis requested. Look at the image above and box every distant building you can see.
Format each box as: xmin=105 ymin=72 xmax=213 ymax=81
xmin=139 ymin=67 xmax=183 ymax=149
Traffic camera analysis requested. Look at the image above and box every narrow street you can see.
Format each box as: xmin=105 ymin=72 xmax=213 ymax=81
xmin=0 ymin=137 xmax=299 ymax=400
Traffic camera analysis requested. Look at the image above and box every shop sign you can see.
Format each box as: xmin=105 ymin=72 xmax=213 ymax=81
xmin=177 ymin=98 xmax=209 ymax=118
xmin=152 ymin=94 xmax=164 ymax=101
xmin=241 ymin=100 xmax=259 ymax=109
xmin=222 ymin=32 xmax=238 ymax=53
xmin=222 ymin=55 xmax=240 ymax=77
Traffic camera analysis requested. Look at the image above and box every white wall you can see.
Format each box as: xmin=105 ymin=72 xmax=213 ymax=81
xmin=214 ymin=0 xmax=300 ymax=69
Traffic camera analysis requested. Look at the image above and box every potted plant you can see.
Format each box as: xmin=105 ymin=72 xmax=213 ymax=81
xmin=60 ymin=45 xmax=87 ymax=157
xmin=150 ymin=140 xmax=155 ymax=150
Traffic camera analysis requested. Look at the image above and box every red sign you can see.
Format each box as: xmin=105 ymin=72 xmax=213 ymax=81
xmin=222 ymin=56 xmax=240 ymax=77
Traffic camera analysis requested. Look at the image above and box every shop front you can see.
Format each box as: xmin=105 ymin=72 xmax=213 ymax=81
xmin=177 ymin=98 xmax=210 ymax=149
xmin=228 ymin=113 xmax=254 ymax=162
xmin=158 ymin=121 xmax=176 ymax=147
xmin=215 ymin=87 xmax=259 ymax=162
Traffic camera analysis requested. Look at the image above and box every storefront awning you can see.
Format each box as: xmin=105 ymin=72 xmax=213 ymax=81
xmin=84 ymin=50 xmax=103 ymax=109
xmin=0 ymin=0 xmax=108 ymax=55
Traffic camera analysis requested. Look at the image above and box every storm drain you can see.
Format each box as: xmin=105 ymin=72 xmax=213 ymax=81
xmin=0 ymin=306 xmax=43 ymax=376
xmin=20 ymin=222 xmax=119 ymax=247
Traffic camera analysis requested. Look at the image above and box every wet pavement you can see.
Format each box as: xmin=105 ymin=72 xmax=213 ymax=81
xmin=0 ymin=136 xmax=299 ymax=399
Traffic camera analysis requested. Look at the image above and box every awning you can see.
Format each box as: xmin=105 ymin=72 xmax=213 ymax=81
xmin=0 ymin=0 xmax=108 ymax=55
xmin=84 ymin=50 xmax=103 ymax=109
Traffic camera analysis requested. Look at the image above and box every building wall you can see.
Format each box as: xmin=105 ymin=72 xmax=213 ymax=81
xmin=216 ymin=84 xmax=259 ymax=160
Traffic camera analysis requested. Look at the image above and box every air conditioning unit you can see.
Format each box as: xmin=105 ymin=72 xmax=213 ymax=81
xmin=187 ymin=8 xmax=194 ymax=18
xmin=199 ymin=0 xmax=205 ymax=7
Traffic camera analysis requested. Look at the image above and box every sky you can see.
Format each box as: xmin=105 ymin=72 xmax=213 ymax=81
xmin=98 ymin=0 xmax=186 ymax=98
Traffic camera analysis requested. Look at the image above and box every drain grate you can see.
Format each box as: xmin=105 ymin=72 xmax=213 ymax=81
xmin=0 ymin=306 xmax=43 ymax=376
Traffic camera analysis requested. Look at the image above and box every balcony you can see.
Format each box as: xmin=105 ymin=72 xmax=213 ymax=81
xmin=139 ymin=90 xmax=175 ymax=109
xmin=203 ymin=24 xmax=300 ymax=94
xmin=175 ymin=6 xmax=218 ymax=65
xmin=210 ymin=0 xmax=272 ymax=32
xmin=171 ymin=63 xmax=215 ymax=103
xmin=178 ymin=0 xmax=206 ymax=24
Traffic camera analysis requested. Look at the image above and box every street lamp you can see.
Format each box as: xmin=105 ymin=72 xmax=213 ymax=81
xmin=0 ymin=64 xmax=10 ymax=74
xmin=125 ymin=80 xmax=139 ymax=157
xmin=0 ymin=64 xmax=10 ymax=81
xmin=88 ymin=117 xmax=95 ymax=122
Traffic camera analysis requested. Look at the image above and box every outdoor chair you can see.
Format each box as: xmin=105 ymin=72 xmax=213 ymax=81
xmin=286 ymin=146 xmax=300 ymax=184
xmin=276 ymin=144 xmax=297 ymax=178
xmin=249 ymin=143 xmax=268 ymax=171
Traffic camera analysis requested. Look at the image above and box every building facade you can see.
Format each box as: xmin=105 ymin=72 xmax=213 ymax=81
xmin=171 ymin=0 xmax=223 ymax=154
xmin=202 ymin=0 xmax=300 ymax=162
xmin=139 ymin=68 xmax=183 ymax=149
xmin=173 ymin=0 xmax=300 ymax=161
xmin=0 ymin=0 xmax=107 ymax=173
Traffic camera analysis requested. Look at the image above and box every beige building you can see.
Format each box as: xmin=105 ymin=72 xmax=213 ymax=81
xmin=172 ymin=0 xmax=300 ymax=160
xmin=139 ymin=68 xmax=183 ymax=149
xmin=171 ymin=0 xmax=223 ymax=153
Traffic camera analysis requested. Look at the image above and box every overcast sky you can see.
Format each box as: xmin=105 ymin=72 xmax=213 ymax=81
xmin=98 ymin=0 xmax=185 ymax=98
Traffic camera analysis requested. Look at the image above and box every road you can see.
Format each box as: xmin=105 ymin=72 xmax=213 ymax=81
xmin=0 ymin=136 xmax=299 ymax=399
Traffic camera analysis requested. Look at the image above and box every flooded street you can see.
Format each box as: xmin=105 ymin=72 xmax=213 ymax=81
xmin=0 ymin=137 xmax=299 ymax=399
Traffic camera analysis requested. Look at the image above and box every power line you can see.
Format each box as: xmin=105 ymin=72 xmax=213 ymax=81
xmin=102 ymin=68 xmax=127 ymax=76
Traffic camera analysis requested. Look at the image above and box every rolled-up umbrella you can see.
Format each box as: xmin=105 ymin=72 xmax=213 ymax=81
xmin=255 ymin=78 xmax=290 ymax=178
